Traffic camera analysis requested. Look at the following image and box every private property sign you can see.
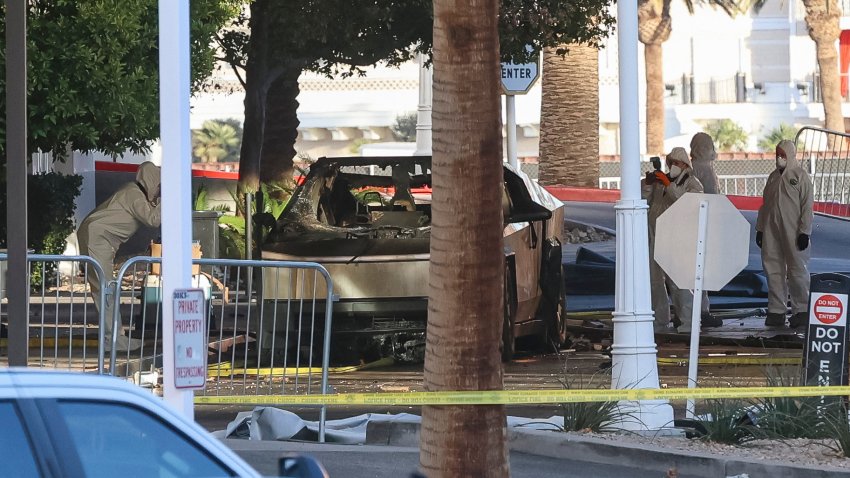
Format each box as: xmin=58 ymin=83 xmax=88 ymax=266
xmin=173 ymin=289 xmax=207 ymax=390
xmin=804 ymin=281 xmax=850 ymax=389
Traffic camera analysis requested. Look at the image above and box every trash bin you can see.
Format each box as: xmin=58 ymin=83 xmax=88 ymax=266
xmin=193 ymin=211 xmax=222 ymax=260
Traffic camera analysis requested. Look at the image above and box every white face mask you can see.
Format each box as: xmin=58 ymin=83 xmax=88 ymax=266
xmin=669 ymin=165 xmax=683 ymax=179
xmin=776 ymin=157 xmax=787 ymax=170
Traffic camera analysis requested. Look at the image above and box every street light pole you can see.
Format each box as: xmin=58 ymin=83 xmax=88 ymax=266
xmin=6 ymin=0 xmax=28 ymax=367
xmin=159 ymin=0 xmax=193 ymax=418
xmin=610 ymin=0 xmax=674 ymax=430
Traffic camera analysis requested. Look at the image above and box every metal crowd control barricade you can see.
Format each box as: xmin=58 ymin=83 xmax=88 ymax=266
xmin=0 ymin=253 xmax=108 ymax=373
xmin=796 ymin=126 xmax=850 ymax=219
xmin=110 ymin=257 xmax=334 ymax=435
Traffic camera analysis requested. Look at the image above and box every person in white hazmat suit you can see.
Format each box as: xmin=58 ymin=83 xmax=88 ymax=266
xmin=77 ymin=162 xmax=161 ymax=351
xmin=690 ymin=133 xmax=720 ymax=195
xmin=756 ymin=140 xmax=813 ymax=328
xmin=643 ymin=147 xmax=704 ymax=333
xmin=687 ymin=133 xmax=723 ymax=328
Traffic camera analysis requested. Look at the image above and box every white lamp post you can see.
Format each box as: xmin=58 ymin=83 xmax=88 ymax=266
xmin=159 ymin=0 xmax=194 ymax=418
xmin=610 ymin=0 xmax=675 ymax=430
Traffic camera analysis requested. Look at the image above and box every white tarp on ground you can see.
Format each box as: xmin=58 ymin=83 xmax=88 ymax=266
xmin=215 ymin=407 xmax=564 ymax=444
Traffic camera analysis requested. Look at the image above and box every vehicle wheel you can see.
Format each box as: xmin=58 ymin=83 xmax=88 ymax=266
xmin=536 ymin=240 xmax=567 ymax=352
xmin=502 ymin=263 xmax=517 ymax=362
xmin=548 ymin=276 xmax=568 ymax=348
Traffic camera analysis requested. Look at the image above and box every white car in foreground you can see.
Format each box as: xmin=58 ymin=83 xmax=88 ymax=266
xmin=0 ymin=369 xmax=261 ymax=478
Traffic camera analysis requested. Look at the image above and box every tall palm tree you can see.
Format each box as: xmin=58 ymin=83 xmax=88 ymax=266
xmin=638 ymin=0 xmax=673 ymax=156
xmin=803 ymin=0 xmax=843 ymax=132
xmin=638 ymin=0 xmax=741 ymax=155
xmin=192 ymin=120 xmax=240 ymax=163
xmin=538 ymin=44 xmax=600 ymax=187
xmin=419 ymin=0 xmax=509 ymax=476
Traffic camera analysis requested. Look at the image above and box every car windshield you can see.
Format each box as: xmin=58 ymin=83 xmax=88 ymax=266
xmin=273 ymin=158 xmax=433 ymax=241
xmin=54 ymin=400 xmax=236 ymax=478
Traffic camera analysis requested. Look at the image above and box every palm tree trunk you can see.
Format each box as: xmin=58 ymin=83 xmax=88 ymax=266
xmin=238 ymin=0 xmax=272 ymax=192
xmin=539 ymin=45 xmax=599 ymax=187
xmin=638 ymin=0 xmax=672 ymax=156
xmin=804 ymin=0 xmax=843 ymax=132
xmin=420 ymin=0 xmax=508 ymax=476
xmin=644 ymin=43 xmax=665 ymax=155
xmin=260 ymin=69 xmax=301 ymax=185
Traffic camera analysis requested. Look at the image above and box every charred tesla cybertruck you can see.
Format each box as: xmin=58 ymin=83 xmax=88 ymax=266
xmin=259 ymin=156 xmax=566 ymax=361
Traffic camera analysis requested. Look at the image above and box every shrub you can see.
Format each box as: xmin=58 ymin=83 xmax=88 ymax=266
xmin=0 ymin=172 xmax=82 ymax=287
xmin=758 ymin=123 xmax=798 ymax=152
xmin=703 ymin=119 xmax=749 ymax=152
xmin=747 ymin=367 xmax=826 ymax=440
xmin=557 ymin=367 xmax=639 ymax=433
xmin=692 ymin=399 xmax=757 ymax=445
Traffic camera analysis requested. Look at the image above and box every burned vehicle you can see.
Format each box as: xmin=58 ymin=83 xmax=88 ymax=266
xmin=260 ymin=156 xmax=566 ymax=360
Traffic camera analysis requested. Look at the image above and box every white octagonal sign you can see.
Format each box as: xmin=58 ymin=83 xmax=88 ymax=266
xmin=655 ymin=193 xmax=750 ymax=291
xmin=501 ymin=60 xmax=539 ymax=94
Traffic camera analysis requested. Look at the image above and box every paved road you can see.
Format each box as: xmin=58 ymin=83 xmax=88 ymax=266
xmin=228 ymin=441 xmax=662 ymax=478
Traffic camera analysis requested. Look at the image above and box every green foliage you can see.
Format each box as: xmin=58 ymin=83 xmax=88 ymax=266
xmin=219 ymin=0 xmax=616 ymax=187
xmin=192 ymin=120 xmax=241 ymax=163
xmin=193 ymin=182 xmax=288 ymax=259
xmin=557 ymin=369 xmax=638 ymax=433
xmin=348 ymin=138 xmax=375 ymax=155
xmin=0 ymin=1 xmax=242 ymax=160
xmin=391 ymin=112 xmax=418 ymax=142
xmin=704 ymin=120 xmax=750 ymax=152
xmin=758 ymin=123 xmax=798 ymax=152
xmin=499 ymin=0 xmax=615 ymax=63
xmin=692 ymin=400 xmax=756 ymax=445
xmin=0 ymin=173 xmax=82 ymax=287
xmin=746 ymin=367 xmax=826 ymax=440
xmin=820 ymin=404 xmax=850 ymax=458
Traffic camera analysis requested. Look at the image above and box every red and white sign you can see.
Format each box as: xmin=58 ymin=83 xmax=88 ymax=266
xmin=810 ymin=293 xmax=848 ymax=327
xmin=173 ymin=289 xmax=207 ymax=390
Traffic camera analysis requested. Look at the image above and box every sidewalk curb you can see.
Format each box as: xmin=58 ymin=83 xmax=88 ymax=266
xmin=366 ymin=422 xmax=850 ymax=478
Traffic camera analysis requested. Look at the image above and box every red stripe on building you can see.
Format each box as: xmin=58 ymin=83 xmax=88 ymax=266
xmin=95 ymin=161 xmax=240 ymax=180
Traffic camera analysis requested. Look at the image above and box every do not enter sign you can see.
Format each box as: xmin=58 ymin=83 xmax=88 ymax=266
xmin=811 ymin=293 xmax=847 ymax=327
xmin=815 ymin=295 xmax=844 ymax=325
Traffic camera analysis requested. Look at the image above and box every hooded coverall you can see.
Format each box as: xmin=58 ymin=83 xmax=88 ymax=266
xmin=643 ymin=147 xmax=704 ymax=333
xmin=756 ymin=140 xmax=813 ymax=322
xmin=77 ymin=162 xmax=161 ymax=349
xmin=688 ymin=132 xmax=718 ymax=317
xmin=690 ymin=132 xmax=720 ymax=195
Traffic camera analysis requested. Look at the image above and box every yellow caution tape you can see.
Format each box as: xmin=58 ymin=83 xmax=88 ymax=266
xmin=0 ymin=337 xmax=100 ymax=348
xmin=207 ymin=356 xmax=394 ymax=378
xmin=194 ymin=385 xmax=850 ymax=406
xmin=657 ymin=356 xmax=801 ymax=366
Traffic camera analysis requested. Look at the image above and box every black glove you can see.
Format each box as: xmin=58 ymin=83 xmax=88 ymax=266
xmin=755 ymin=231 xmax=763 ymax=249
xmin=645 ymin=171 xmax=656 ymax=184
xmin=797 ymin=233 xmax=809 ymax=251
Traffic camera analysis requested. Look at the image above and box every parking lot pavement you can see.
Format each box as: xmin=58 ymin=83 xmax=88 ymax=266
xmin=223 ymin=427 xmax=850 ymax=478
xmin=224 ymin=439 xmax=663 ymax=478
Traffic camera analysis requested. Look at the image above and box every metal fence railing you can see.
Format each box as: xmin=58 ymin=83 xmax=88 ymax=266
xmin=795 ymin=126 xmax=850 ymax=218
xmin=0 ymin=254 xmax=108 ymax=373
xmin=598 ymin=174 xmax=769 ymax=197
xmin=109 ymin=257 xmax=334 ymax=438
xmin=0 ymin=253 xmax=335 ymax=439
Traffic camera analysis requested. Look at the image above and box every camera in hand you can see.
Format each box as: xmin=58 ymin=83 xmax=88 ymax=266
xmin=646 ymin=156 xmax=662 ymax=184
